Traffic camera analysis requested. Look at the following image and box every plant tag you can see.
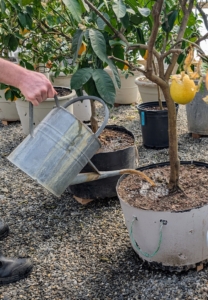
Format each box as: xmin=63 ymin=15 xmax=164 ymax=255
xmin=141 ymin=111 xmax=145 ymax=126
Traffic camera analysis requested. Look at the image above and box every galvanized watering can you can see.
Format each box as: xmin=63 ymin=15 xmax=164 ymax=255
xmin=8 ymin=95 xmax=147 ymax=197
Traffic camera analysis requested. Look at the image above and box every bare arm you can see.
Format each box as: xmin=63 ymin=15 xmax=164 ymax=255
xmin=0 ymin=58 xmax=56 ymax=106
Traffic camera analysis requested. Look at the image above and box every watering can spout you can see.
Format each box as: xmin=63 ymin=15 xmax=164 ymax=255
xmin=70 ymin=169 xmax=156 ymax=186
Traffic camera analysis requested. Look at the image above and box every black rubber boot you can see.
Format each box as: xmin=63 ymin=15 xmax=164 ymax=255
xmin=0 ymin=255 xmax=33 ymax=284
xmin=0 ymin=219 xmax=9 ymax=240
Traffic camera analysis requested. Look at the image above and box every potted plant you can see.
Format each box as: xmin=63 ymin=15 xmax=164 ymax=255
xmin=67 ymin=0 xmax=208 ymax=270
xmin=0 ymin=0 xmax=77 ymax=133
xmin=0 ymin=86 xmax=20 ymax=124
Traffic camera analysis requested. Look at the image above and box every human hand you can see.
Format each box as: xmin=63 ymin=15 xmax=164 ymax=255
xmin=18 ymin=70 xmax=56 ymax=106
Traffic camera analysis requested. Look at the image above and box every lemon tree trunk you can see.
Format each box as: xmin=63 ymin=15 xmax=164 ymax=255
xmin=162 ymin=85 xmax=180 ymax=191
xmin=90 ymin=100 xmax=98 ymax=133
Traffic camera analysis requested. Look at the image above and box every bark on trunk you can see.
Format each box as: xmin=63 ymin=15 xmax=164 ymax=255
xmin=90 ymin=100 xmax=98 ymax=133
xmin=162 ymin=85 xmax=180 ymax=191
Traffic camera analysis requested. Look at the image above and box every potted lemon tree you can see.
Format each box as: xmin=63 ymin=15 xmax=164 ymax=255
xmin=66 ymin=0 xmax=208 ymax=271
xmin=0 ymin=0 xmax=76 ymax=133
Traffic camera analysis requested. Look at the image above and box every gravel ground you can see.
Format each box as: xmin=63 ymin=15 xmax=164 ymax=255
xmin=1 ymin=101 xmax=208 ymax=299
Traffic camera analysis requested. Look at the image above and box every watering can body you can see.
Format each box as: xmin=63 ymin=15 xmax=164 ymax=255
xmin=8 ymin=96 xmax=109 ymax=197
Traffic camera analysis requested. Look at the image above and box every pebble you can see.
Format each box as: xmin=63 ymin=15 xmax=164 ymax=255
xmin=1 ymin=103 xmax=208 ymax=299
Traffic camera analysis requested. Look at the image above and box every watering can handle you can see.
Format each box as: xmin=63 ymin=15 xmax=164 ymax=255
xmin=62 ymin=95 xmax=109 ymax=138
xmin=29 ymin=95 xmax=109 ymax=138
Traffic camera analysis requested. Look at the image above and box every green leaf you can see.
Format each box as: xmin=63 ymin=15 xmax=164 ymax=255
xmin=109 ymin=40 xmax=126 ymax=47
xmin=136 ymin=28 xmax=146 ymax=57
xmin=20 ymin=0 xmax=34 ymax=5
xmin=25 ymin=61 xmax=34 ymax=70
xmin=125 ymin=0 xmax=138 ymax=12
xmin=106 ymin=58 xmax=121 ymax=89
xmin=103 ymin=0 xmax=109 ymax=10
xmin=83 ymin=78 xmax=100 ymax=98
xmin=25 ymin=13 xmax=33 ymax=29
xmin=8 ymin=35 xmax=19 ymax=51
xmin=75 ymin=88 xmax=84 ymax=96
xmin=138 ymin=7 xmax=151 ymax=17
xmin=62 ymin=0 xmax=82 ymax=22
xmin=1 ymin=0 xmax=6 ymax=14
xmin=97 ymin=13 xmax=110 ymax=30
xmin=113 ymin=0 xmax=126 ymax=19
xmin=112 ymin=45 xmax=124 ymax=69
xmin=80 ymin=0 xmax=89 ymax=12
xmin=120 ymin=12 xmax=129 ymax=29
xmin=89 ymin=29 xmax=108 ymax=62
xmin=0 ymin=83 xmax=8 ymax=90
xmin=162 ymin=10 xmax=178 ymax=33
xmin=18 ymin=12 xmax=27 ymax=28
xmin=92 ymin=69 xmax=115 ymax=107
xmin=26 ymin=6 xmax=33 ymax=16
xmin=71 ymin=29 xmax=84 ymax=63
xmin=5 ymin=89 xmax=12 ymax=100
xmin=71 ymin=68 xmax=93 ymax=90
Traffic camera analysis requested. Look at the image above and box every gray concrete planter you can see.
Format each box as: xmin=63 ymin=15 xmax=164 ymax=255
xmin=186 ymin=83 xmax=208 ymax=135
xmin=116 ymin=161 xmax=208 ymax=272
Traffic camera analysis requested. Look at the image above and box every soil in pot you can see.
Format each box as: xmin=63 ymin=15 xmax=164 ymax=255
xmin=97 ymin=127 xmax=135 ymax=152
xmin=117 ymin=163 xmax=208 ymax=212
xmin=55 ymin=87 xmax=72 ymax=97
xmin=69 ymin=125 xmax=137 ymax=200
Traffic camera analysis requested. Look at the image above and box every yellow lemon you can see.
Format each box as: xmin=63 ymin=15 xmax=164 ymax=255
xmin=170 ymin=73 xmax=197 ymax=105
xmin=19 ymin=28 xmax=30 ymax=35
xmin=78 ymin=43 xmax=86 ymax=55
xmin=46 ymin=60 xmax=53 ymax=69
xmin=143 ymin=50 xmax=148 ymax=60
xmin=123 ymin=60 xmax=129 ymax=70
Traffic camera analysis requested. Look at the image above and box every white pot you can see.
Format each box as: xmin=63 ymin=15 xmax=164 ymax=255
xmin=15 ymin=87 xmax=75 ymax=135
xmin=73 ymin=98 xmax=91 ymax=122
xmin=135 ymin=76 xmax=165 ymax=103
xmin=50 ymin=72 xmax=91 ymax=122
xmin=104 ymin=67 xmax=142 ymax=104
xmin=50 ymin=72 xmax=71 ymax=88
xmin=117 ymin=169 xmax=208 ymax=270
xmin=0 ymin=90 xmax=20 ymax=121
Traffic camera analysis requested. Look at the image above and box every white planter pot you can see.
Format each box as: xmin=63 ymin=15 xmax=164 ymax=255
xmin=15 ymin=87 xmax=75 ymax=135
xmin=50 ymin=72 xmax=71 ymax=88
xmin=135 ymin=76 xmax=165 ymax=103
xmin=50 ymin=72 xmax=91 ymax=122
xmin=0 ymin=90 xmax=20 ymax=121
xmin=104 ymin=67 xmax=142 ymax=104
xmin=73 ymin=98 xmax=91 ymax=123
xmin=117 ymin=162 xmax=208 ymax=271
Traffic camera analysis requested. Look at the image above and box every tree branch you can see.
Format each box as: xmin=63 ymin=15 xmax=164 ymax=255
xmin=165 ymin=0 xmax=194 ymax=80
xmin=146 ymin=0 xmax=165 ymax=83
xmin=108 ymin=55 xmax=145 ymax=73
xmin=196 ymin=3 xmax=208 ymax=30
xmin=84 ymin=0 xmax=129 ymax=46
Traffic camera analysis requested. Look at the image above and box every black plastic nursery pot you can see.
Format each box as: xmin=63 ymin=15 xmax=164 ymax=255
xmin=116 ymin=161 xmax=208 ymax=272
xmin=137 ymin=101 xmax=179 ymax=149
xmin=69 ymin=125 xmax=137 ymax=200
